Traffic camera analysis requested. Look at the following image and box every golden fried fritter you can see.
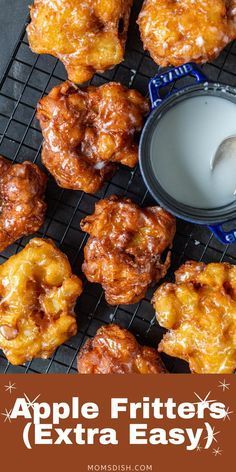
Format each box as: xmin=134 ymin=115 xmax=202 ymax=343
xmin=37 ymin=81 xmax=149 ymax=194
xmin=77 ymin=324 xmax=166 ymax=373
xmin=0 ymin=238 xmax=82 ymax=365
xmin=81 ymin=195 xmax=176 ymax=305
xmin=138 ymin=0 xmax=236 ymax=67
xmin=27 ymin=0 xmax=133 ymax=83
xmin=0 ymin=156 xmax=47 ymax=253
xmin=153 ymin=261 xmax=236 ymax=374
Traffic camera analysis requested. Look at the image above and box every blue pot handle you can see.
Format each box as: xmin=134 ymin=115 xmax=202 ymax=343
xmin=149 ymin=62 xmax=207 ymax=110
xmin=208 ymin=224 xmax=236 ymax=244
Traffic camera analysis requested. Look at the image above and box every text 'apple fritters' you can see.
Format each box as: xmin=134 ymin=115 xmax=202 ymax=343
xmin=153 ymin=261 xmax=236 ymax=374
xmin=138 ymin=0 xmax=236 ymax=67
xmin=27 ymin=0 xmax=133 ymax=83
xmin=0 ymin=156 xmax=47 ymax=252
xmin=77 ymin=324 xmax=166 ymax=373
xmin=37 ymin=81 xmax=149 ymax=194
xmin=0 ymin=238 xmax=82 ymax=365
xmin=81 ymin=195 xmax=176 ymax=305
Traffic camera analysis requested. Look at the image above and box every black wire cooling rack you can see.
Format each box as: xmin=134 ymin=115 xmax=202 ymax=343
xmin=0 ymin=0 xmax=236 ymax=374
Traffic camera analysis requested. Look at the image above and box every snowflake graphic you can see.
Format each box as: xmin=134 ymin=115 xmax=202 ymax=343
xmin=193 ymin=391 xmax=216 ymax=407
xmin=4 ymin=381 xmax=16 ymax=394
xmin=222 ymin=407 xmax=234 ymax=421
xmin=212 ymin=447 xmax=222 ymax=456
xmin=218 ymin=380 xmax=230 ymax=392
xmin=204 ymin=426 xmax=220 ymax=444
xmin=23 ymin=393 xmax=41 ymax=409
xmin=1 ymin=408 xmax=12 ymax=423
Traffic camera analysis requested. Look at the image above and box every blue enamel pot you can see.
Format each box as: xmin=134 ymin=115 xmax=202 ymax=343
xmin=139 ymin=63 xmax=236 ymax=244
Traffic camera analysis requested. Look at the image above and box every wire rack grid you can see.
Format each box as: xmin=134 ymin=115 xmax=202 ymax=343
xmin=0 ymin=0 xmax=236 ymax=374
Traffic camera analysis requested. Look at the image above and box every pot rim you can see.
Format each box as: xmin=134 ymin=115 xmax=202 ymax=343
xmin=139 ymin=81 xmax=236 ymax=225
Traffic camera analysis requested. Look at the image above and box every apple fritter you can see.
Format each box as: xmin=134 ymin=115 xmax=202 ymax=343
xmin=153 ymin=261 xmax=236 ymax=374
xmin=37 ymin=81 xmax=149 ymax=194
xmin=81 ymin=195 xmax=176 ymax=305
xmin=77 ymin=324 xmax=166 ymax=373
xmin=138 ymin=0 xmax=236 ymax=67
xmin=27 ymin=0 xmax=134 ymax=83
xmin=0 ymin=156 xmax=47 ymax=252
xmin=0 ymin=238 xmax=82 ymax=365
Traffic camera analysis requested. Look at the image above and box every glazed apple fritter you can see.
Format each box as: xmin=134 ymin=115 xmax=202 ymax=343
xmin=81 ymin=195 xmax=176 ymax=305
xmin=153 ymin=261 xmax=236 ymax=374
xmin=77 ymin=324 xmax=166 ymax=373
xmin=0 ymin=238 xmax=82 ymax=365
xmin=37 ymin=81 xmax=149 ymax=194
xmin=138 ymin=0 xmax=236 ymax=67
xmin=27 ymin=0 xmax=133 ymax=83
xmin=0 ymin=156 xmax=47 ymax=253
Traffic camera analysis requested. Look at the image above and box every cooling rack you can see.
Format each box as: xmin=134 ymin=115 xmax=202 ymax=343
xmin=0 ymin=0 xmax=236 ymax=374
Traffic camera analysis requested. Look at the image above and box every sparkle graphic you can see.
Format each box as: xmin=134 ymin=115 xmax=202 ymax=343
xmin=1 ymin=408 xmax=12 ymax=423
xmin=222 ymin=406 xmax=234 ymax=421
xmin=204 ymin=426 xmax=220 ymax=444
xmin=196 ymin=445 xmax=202 ymax=452
xmin=4 ymin=381 xmax=16 ymax=394
xmin=212 ymin=447 xmax=222 ymax=456
xmin=193 ymin=391 xmax=216 ymax=407
xmin=218 ymin=380 xmax=230 ymax=392
xmin=23 ymin=393 xmax=41 ymax=410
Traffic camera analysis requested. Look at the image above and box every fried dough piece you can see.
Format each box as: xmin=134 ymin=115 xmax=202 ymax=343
xmin=37 ymin=81 xmax=149 ymax=194
xmin=0 ymin=238 xmax=82 ymax=365
xmin=153 ymin=261 xmax=236 ymax=373
xmin=27 ymin=0 xmax=133 ymax=83
xmin=81 ymin=195 xmax=176 ymax=305
xmin=77 ymin=324 xmax=166 ymax=373
xmin=138 ymin=0 xmax=236 ymax=67
xmin=0 ymin=157 xmax=47 ymax=252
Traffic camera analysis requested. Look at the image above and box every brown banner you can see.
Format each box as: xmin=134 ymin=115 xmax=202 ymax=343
xmin=0 ymin=374 xmax=235 ymax=471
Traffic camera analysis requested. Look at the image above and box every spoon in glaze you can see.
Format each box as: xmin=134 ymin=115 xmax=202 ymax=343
xmin=210 ymin=135 xmax=236 ymax=171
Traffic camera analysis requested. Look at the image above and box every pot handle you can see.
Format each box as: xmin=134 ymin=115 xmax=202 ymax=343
xmin=208 ymin=224 xmax=236 ymax=244
xmin=149 ymin=63 xmax=207 ymax=110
